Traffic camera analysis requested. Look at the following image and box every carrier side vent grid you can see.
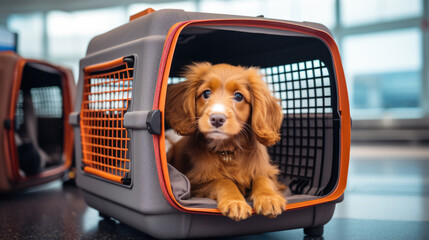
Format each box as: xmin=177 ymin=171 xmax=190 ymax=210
xmin=80 ymin=57 xmax=134 ymax=185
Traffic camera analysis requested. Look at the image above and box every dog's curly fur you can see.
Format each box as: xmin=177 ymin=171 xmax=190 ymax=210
xmin=166 ymin=62 xmax=286 ymax=221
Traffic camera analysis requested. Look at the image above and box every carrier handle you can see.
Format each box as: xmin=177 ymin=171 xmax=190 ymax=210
xmin=129 ymin=8 xmax=155 ymax=21
xmin=123 ymin=110 xmax=161 ymax=135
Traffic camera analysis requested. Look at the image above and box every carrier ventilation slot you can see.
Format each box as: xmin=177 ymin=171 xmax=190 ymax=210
xmin=80 ymin=56 xmax=134 ymax=185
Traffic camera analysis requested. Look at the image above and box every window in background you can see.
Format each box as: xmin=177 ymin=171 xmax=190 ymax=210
xmin=343 ymin=28 xmax=422 ymax=119
xmin=199 ymin=0 xmax=335 ymax=29
xmin=200 ymin=0 xmax=263 ymax=17
xmin=47 ymin=7 xmax=128 ymax=78
xmin=264 ymin=0 xmax=336 ymax=29
xmin=341 ymin=0 xmax=422 ymax=27
xmin=129 ymin=1 xmax=197 ymax=16
xmin=7 ymin=13 xmax=44 ymax=58
xmin=0 ymin=27 xmax=17 ymax=52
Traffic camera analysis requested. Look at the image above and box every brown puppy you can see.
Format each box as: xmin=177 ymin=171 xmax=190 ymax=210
xmin=166 ymin=62 xmax=286 ymax=221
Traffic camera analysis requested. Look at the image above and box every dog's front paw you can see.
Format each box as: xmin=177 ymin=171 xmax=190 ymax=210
xmin=218 ymin=199 xmax=253 ymax=221
xmin=253 ymin=193 xmax=286 ymax=218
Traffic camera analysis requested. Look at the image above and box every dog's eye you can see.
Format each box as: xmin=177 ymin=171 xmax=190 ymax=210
xmin=202 ymin=90 xmax=211 ymax=99
xmin=234 ymin=92 xmax=244 ymax=102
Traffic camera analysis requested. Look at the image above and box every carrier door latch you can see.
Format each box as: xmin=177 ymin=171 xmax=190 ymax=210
xmin=123 ymin=110 xmax=161 ymax=135
xmin=146 ymin=110 xmax=161 ymax=135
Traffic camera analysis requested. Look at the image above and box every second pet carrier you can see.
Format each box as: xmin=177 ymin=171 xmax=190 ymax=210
xmin=70 ymin=9 xmax=351 ymax=239
xmin=0 ymin=52 xmax=75 ymax=192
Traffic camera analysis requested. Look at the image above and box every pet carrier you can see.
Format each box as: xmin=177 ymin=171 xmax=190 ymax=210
xmin=0 ymin=52 xmax=75 ymax=192
xmin=70 ymin=9 xmax=350 ymax=239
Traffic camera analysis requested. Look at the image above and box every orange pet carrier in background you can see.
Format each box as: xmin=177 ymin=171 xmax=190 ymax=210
xmin=0 ymin=51 xmax=75 ymax=192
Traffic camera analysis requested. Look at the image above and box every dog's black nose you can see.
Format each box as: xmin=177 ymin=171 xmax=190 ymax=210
xmin=210 ymin=114 xmax=226 ymax=128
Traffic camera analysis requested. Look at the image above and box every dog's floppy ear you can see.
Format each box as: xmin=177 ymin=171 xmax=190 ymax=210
xmin=165 ymin=82 xmax=194 ymax=135
xmin=165 ymin=62 xmax=212 ymax=135
xmin=247 ymin=67 xmax=284 ymax=146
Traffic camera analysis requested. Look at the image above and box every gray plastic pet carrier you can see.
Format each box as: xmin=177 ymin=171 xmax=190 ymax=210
xmin=69 ymin=8 xmax=351 ymax=239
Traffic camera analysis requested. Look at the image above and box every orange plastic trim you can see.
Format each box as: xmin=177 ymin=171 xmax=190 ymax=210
xmin=59 ymin=66 xmax=75 ymax=171
xmin=5 ymin=57 xmax=26 ymax=182
xmin=129 ymin=8 xmax=155 ymax=22
xmin=6 ymin=57 xmax=74 ymax=184
xmin=154 ymin=19 xmax=351 ymax=214
xmin=83 ymin=166 xmax=123 ymax=183
xmin=1 ymin=50 xmax=17 ymax=56
xmin=84 ymin=57 xmax=126 ymax=74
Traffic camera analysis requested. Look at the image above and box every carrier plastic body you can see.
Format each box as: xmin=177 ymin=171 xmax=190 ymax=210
xmin=0 ymin=52 xmax=75 ymax=192
xmin=70 ymin=9 xmax=351 ymax=239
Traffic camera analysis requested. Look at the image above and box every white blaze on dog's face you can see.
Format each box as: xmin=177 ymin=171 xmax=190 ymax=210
xmin=195 ymin=64 xmax=252 ymax=141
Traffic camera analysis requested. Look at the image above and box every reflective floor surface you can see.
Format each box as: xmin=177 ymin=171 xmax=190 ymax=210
xmin=1 ymin=142 xmax=429 ymax=239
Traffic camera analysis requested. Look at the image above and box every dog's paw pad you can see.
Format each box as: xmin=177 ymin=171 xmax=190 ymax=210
xmin=218 ymin=200 xmax=253 ymax=221
xmin=253 ymin=193 xmax=287 ymax=217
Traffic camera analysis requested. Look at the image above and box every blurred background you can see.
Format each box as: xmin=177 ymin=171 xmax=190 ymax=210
xmin=1 ymin=1 xmax=429 ymax=239
xmin=1 ymin=0 xmax=428 ymax=142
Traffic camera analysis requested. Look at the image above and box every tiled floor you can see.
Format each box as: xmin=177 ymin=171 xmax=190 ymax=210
xmin=1 ymin=143 xmax=428 ymax=239
xmin=336 ymin=144 xmax=429 ymax=223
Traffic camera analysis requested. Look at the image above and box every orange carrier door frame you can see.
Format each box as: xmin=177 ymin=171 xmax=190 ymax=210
xmin=153 ymin=19 xmax=351 ymax=215
xmin=5 ymin=57 xmax=74 ymax=184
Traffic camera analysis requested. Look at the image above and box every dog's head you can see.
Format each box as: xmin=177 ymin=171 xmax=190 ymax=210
xmin=166 ymin=62 xmax=283 ymax=146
